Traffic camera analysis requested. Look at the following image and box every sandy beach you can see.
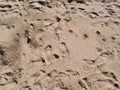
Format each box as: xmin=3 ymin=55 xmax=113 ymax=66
xmin=0 ymin=0 xmax=120 ymax=90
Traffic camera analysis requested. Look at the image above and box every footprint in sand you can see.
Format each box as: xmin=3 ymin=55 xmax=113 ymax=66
xmin=66 ymin=69 xmax=79 ymax=76
xmin=59 ymin=42 xmax=69 ymax=58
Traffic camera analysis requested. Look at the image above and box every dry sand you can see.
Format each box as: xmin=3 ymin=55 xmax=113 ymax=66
xmin=0 ymin=0 xmax=120 ymax=90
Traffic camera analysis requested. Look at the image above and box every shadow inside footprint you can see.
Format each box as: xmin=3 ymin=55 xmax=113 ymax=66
xmin=27 ymin=37 xmax=32 ymax=44
xmin=53 ymin=54 xmax=59 ymax=59
xmin=111 ymin=36 xmax=116 ymax=40
xmin=68 ymin=30 xmax=73 ymax=33
xmin=83 ymin=33 xmax=88 ymax=39
xmin=96 ymin=31 xmax=101 ymax=35
xmin=68 ymin=0 xmax=85 ymax=3
xmin=56 ymin=16 xmax=61 ymax=22
xmin=0 ymin=47 xmax=5 ymax=56
xmin=60 ymin=42 xmax=69 ymax=54
xmin=45 ymin=45 xmax=52 ymax=50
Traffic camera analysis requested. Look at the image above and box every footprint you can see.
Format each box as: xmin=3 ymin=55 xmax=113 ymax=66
xmin=40 ymin=57 xmax=47 ymax=64
xmin=78 ymin=8 xmax=85 ymax=11
xmin=44 ymin=45 xmax=52 ymax=51
xmin=38 ymin=38 xmax=44 ymax=46
xmin=55 ymin=33 xmax=60 ymax=40
xmin=66 ymin=69 xmax=79 ymax=76
xmin=43 ymin=45 xmax=53 ymax=64
xmin=3 ymin=72 xmax=14 ymax=77
xmin=100 ymin=51 xmax=113 ymax=57
xmin=0 ymin=46 xmax=5 ymax=56
xmin=47 ymin=70 xmax=58 ymax=78
xmin=31 ymin=57 xmax=47 ymax=66
xmin=101 ymin=71 xmax=118 ymax=81
xmin=68 ymin=29 xmax=78 ymax=37
xmin=0 ymin=4 xmax=12 ymax=8
xmin=102 ymin=38 xmax=106 ymax=42
xmin=111 ymin=36 xmax=116 ymax=40
xmin=59 ymin=42 xmax=69 ymax=57
xmin=0 ymin=24 xmax=10 ymax=30
xmin=56 ymin=16 xmax=61 ymax=22
xmin=78 ymin=79 xmax=88 ymax=90
xmin=27 ymin=37 xmax=32 ymax=44
xmin=0 ymin=74 xmax=17 ymax=86
xmin=26 ymin=37 xmax=39 ymax=48
xmin=113 ymin=21 xmax=119 ymax=26
xmin=68 ymin=30 xmax=74 ymax=33
xmin=96 ymin=79 xmax=120 ymax=89
xmin=24 ymin=30 xmax=29 ymax=37
xmin=96 ymin=31 xmax=101 ymax=36
xmin=82 ymin=77 xmax=91 ymax=87
xmin=32 ymin=72 xmax=40 ymax=77
xmin=83 ymin=59 xmax=95 ymax=65
xmin=106 ymin=8 xmax=115 ymax=15
xmin=83 ymin=33 xmax=89 ymax=39
xmin=68 ymin=0 xmax=85 ymax=3
xmin=53 ymin=54 xmax=59 ymax=59
xmin=31 ymin=59 xmax=41 ymax=63
xmin=96 ymin=47 xmax=103 ymax=52
xmin=30 ymin=23 xmax=35 ymax=30
xmin=58 ymin=72 xmax=70 ymax=77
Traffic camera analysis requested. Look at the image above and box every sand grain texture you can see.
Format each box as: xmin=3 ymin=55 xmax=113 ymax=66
xmin=0 ymin=0 xmax=120 ymax=90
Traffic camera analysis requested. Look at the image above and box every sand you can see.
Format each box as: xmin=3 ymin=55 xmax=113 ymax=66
xmin=0 ymin=0 xmax=120 ymax=90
